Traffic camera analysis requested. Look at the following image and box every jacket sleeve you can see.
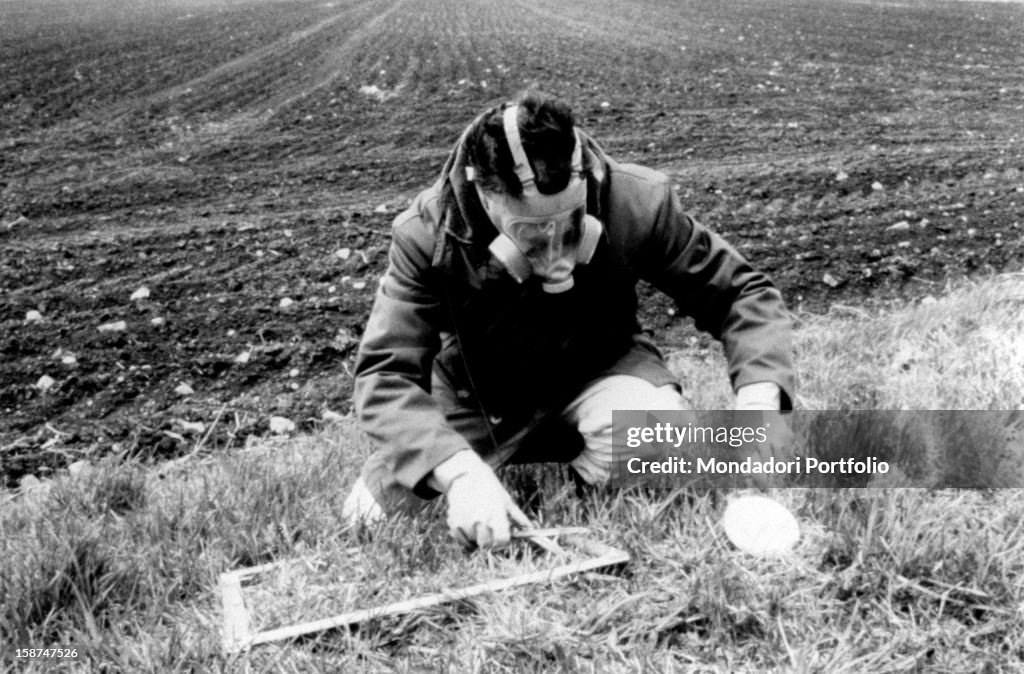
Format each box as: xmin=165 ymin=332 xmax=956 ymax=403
xmin=352 ymin=203 xmax=473 ymax=495
xmin=634 ymin=177 xmax=796 ymax=408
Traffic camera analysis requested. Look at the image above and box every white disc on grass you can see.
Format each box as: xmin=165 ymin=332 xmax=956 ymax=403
xmin=722 ymin=495 xmax=800 ymax=557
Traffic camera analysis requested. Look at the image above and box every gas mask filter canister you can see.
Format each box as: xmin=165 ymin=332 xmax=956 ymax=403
xmin=474 ymin=105 xmax=603 ymax=293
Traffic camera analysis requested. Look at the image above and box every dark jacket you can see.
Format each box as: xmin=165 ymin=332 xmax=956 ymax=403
xmin=354 ymin=131 xmax=795 ymax=493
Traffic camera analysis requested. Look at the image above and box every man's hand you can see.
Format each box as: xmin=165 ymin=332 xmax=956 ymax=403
xmin=734 ymin=382 xmax=795 ymax=482
xmin=731 ymin=408 xmax=797 ymax=488
xmin=754 ymin=409 xmax=796 ymax=465
xmin=430 ymin=450 xmax=531 ymax=549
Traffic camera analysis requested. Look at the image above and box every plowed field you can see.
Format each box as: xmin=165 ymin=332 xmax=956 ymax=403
xmin=2 ymin=0 xmax=1023 ymax=484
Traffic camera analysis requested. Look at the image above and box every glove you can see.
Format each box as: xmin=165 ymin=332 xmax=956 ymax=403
xmin=734 ymin=382 xmax=795 ymax=483
xmin=754 ymin=410 xmax=796 ymax=464
xmin=430 ymin=450 xmax=531 ymax=550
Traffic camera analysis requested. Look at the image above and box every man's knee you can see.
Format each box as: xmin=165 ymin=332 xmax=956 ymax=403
xmin=569 ymin=375 xmax=683 ymax=435
xmin=341 ymin=475 xmax=386 ymax=525
xmin=566 ymin=375 xmax=684 ymax=485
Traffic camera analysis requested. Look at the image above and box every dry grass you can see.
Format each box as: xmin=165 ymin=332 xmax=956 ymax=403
xmin=2 ymin=274 xmax=1024 ymax=672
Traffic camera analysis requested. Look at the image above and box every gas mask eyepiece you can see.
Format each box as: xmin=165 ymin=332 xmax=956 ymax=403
xmin=474 ymin=105 xmax=603 ymax=293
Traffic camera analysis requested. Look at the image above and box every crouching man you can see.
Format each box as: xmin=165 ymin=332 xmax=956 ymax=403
xmin=343 ymin=91 xmax=795 ymax=548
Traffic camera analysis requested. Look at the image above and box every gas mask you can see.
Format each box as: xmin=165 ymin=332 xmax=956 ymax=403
xmin=473 ymin=105 xmax=603 ymax=294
